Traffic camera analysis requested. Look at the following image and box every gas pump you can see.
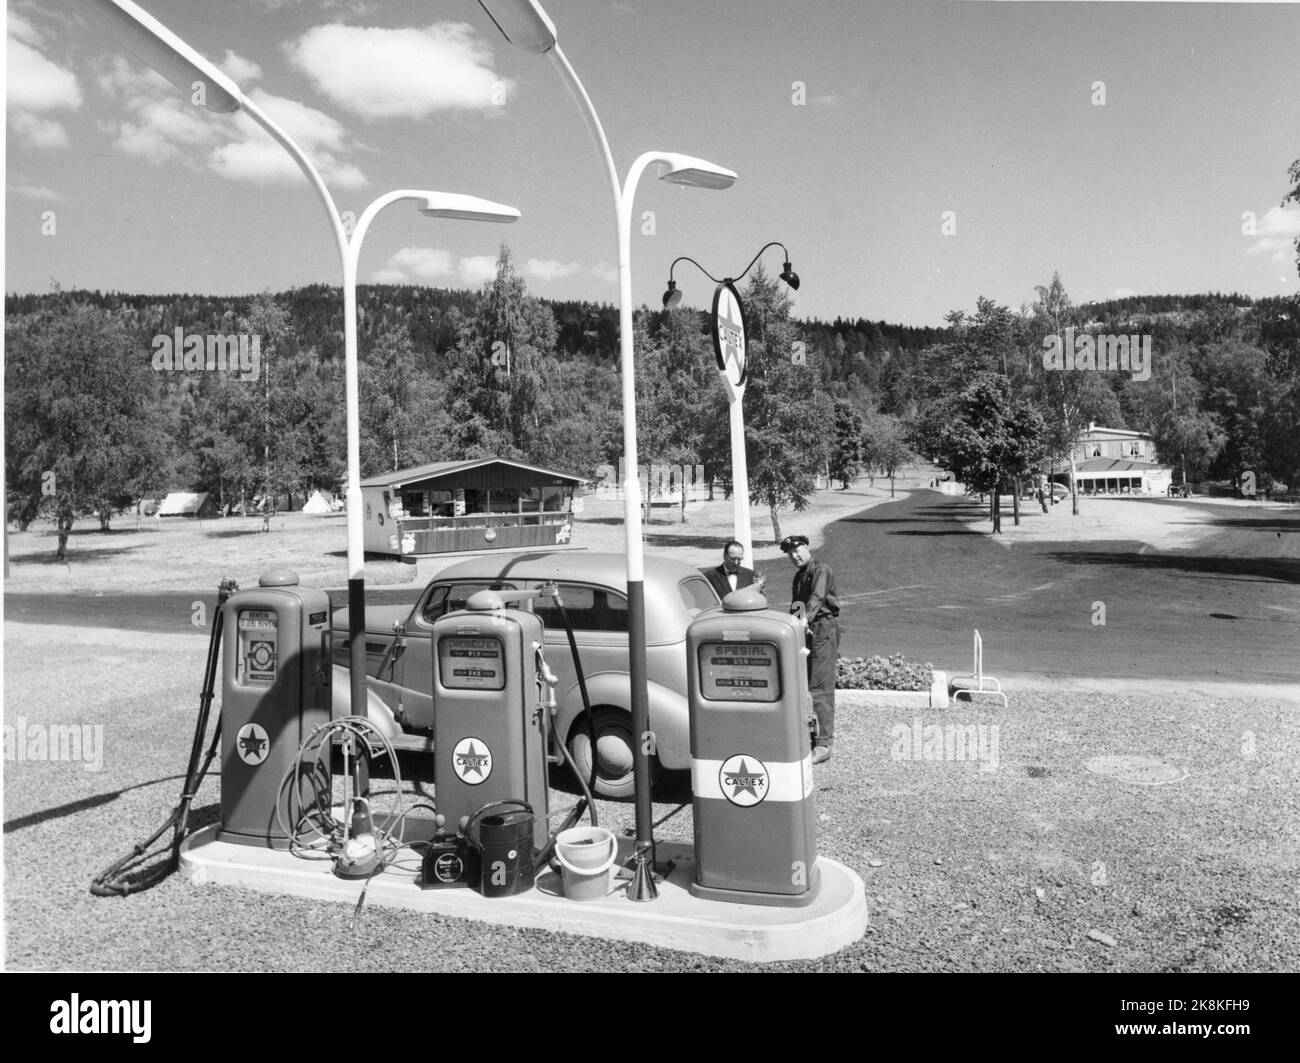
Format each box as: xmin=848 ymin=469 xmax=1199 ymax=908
xmin=686 ymin=586 xmax=820 ymax=906
xmin=429 ymin=589 xmax=552 ymax=853
xmin=218 ymin=569 xmax=332 ymax=848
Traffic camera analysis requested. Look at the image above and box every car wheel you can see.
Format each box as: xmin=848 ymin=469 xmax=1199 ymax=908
xmin=568 ymin=707 xmax=651 ymax=800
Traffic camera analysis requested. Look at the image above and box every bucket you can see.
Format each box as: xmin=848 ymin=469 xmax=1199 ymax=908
xmin=554 ymin=826 xmax=619 ymax=902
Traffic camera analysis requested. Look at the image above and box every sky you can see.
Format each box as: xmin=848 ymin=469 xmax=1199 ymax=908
xmin=5 ymin=0 xmax=1300 ymax=327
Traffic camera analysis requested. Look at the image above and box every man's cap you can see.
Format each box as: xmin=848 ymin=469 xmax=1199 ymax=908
xmin=780 ymin=534 xmax=809 ymax=553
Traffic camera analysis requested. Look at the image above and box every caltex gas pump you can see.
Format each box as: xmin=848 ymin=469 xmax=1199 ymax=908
xmin=686 ymin=586 xmax=820 ymax=906
xmin=217 ymin=569 xmax=332 ymax=848
xmin=429 ymin=589 xmax=552 ymax=854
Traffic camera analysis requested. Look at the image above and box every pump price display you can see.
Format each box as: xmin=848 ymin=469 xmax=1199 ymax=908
xmin=698 ymin=642 xmax=780 ymax=702
xmin=438 ymin=636 xmax=505 ymax=690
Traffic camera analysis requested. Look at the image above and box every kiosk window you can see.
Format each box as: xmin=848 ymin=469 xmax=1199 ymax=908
xmin=533 ymin=584 xmax=628 ymax=633
xmin=438 ymin=636 xmax=506 ymax=691
xmin=698 ymin=641 xmax=781 ymax=702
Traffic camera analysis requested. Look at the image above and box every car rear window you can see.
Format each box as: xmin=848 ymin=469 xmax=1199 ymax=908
xmin=534 ymin=583 xmax=628 ymax=633
xmin=678 ymin=576 xmax=720 ymax=616
xmin=421 ymin=581 xmax=516 ymax=623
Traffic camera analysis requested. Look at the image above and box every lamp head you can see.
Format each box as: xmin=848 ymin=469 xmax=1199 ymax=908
xmin=76 ymin=0 xmax=243 ymax=114
xmin=662 ymin=280 xmax=682 ymax=309
xmin=477 ymin=0 xmax=557 ymax=54
xmin=418 ymin=193 xmax=520 ymax=224
xmin=658 ymin=153 xmax=738 ymax=191
xmin=780 ymin=260 xmax=801 ymax=291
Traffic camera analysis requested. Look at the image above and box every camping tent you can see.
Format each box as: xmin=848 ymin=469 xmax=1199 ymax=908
xmin=157 ymin=492 xmax=219 ymax=519
xmin=302 ymin=490 xmax=334 ymax=515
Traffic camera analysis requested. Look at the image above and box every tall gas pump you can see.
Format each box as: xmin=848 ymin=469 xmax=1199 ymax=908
xmin=429 ymin=589 xmax=552 ymax=851
xmin=686 ymin=586 xmax=820 ymax=906
xmin=217 ymin=570 xmax=332 ymax=848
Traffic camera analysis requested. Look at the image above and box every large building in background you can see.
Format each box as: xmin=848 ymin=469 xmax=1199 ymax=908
xmin=1062 ymin=424 xmax=1174 ymax=496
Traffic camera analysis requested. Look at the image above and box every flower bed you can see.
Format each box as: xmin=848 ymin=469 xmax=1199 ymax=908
xmin=836 ymin=654 xmax=934 ymax=691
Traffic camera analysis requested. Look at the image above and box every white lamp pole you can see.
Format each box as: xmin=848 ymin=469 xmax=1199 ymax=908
xmin=79 ymin=1 xmax=519 ymax=720
xmin=479 ymin=0 xmax=735 ymax=899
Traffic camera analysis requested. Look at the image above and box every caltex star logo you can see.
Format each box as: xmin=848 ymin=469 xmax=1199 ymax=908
xmin=452 ymin=737 xmax=493 ymax=784
xmin=236 ymin=723 xmax=269 ymax=765
xmin=719 ymin=754 xmax=768 ymax=807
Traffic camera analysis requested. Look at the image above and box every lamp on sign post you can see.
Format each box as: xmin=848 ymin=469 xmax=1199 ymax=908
xmin=479 ymin=0 xmax=737 ymax=901
xmin=661 ymin=244 xmax=800 ymax=558
xmin=78 ymin=0 xmax=519 ymax=721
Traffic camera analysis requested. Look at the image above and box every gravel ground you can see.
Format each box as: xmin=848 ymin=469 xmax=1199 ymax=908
xmin=6 ymin=619 xmax=1297 ymax=972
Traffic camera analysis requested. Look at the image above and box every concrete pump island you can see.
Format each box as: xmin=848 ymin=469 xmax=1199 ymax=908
xmin=174 ymin=571 xmax=866 ymax=963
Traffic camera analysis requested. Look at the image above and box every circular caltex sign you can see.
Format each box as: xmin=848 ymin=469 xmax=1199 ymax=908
xmin=452 ymin=737 xmax=493 ymax=784
xmin=718 ymin=753 xmax=769 ymax=807
xmin=711 ymin=280 xmax=748 ymax=389
xmin=236 ymin=723 xmax=270 ymax=766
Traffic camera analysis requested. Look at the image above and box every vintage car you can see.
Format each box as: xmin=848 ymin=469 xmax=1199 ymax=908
xmin=332 ymin=551 xmax=720 ymax=798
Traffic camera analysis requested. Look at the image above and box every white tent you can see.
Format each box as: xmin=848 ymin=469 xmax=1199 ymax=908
xmin=302 ymin=490 xmax=334 ymax=515
xmin=157 ymin=492 xmax=218 ymax=518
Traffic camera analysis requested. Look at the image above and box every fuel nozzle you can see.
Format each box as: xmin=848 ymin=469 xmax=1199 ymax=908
xmin=535 ymin=644 xmax=559 ymax=713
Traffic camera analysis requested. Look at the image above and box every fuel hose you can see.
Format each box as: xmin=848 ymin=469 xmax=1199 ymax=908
xmin=529 ymin=584 xmax=600 ymax=871
xmin=90 ymin=578 xmax=238 ymax=897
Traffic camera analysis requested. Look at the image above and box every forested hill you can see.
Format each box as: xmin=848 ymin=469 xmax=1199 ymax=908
xmin=5 ymin=282 xmax=941 ymax=378
xmin=7 ymin=271 xmax=1297 ymax=547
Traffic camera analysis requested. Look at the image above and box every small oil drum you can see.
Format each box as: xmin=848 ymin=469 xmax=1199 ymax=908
xmin=467 ymin=800 xmax=535 ymax=897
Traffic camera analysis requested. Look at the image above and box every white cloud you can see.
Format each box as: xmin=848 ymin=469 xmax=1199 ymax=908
xmin=591 ymin=261 xmax=618 ymax=286
xmin=220 ymin=50 xmax=264 ymax=85
xmin=525 ymin=258 xmax=581 ymax=282
xmin=214 ymin=87 xmax=369 ymax=189
xmin=371 ymin=247 xmax=455 ymax=284
xmin=459 ymin=255 xmax=500 ymax=286
xmin=1245 ymin=205 xmax=1300 ymax=256
xmin=286 ymin=22 xmax=511 ymax=119
xmin=96 ymin=57 xmax=369 ymax=190
xmin=371 ymin=248 xmax=505 ymax=287
xmin=7 ymin=12 xmax=44 ymax=48
xmin=6 ymin=14 xmax=82 ymax=150
xmin=9 ymin=182 xmax=61 ymax=201
xmin=10 ymin=113 xmax=70 ymax=149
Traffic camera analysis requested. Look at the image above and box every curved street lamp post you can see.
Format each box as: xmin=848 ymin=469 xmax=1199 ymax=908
xmin=78 ymin=0 xmax=519 ymax=721
xmin=479 ymin=0 xmax=736 ymax=899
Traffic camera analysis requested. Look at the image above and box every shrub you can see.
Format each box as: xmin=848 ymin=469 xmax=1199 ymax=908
xmin=837 ymin=653 xmax=933 ymax=691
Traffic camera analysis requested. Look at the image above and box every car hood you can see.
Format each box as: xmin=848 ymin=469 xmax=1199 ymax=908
xmin=332 ymin=603 xmax=412 ymax=633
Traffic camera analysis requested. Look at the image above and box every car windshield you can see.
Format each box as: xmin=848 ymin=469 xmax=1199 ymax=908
xmin=678 ymin=576 xmax=719 ymax=616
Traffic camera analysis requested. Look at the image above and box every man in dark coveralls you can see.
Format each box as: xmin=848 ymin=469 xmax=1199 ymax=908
xmin=781 ymin=534 xmax=839 ymax=765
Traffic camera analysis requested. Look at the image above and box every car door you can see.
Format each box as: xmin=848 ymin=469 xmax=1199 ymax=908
xmin=529 ymin=581 xmax=629 ymax=707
